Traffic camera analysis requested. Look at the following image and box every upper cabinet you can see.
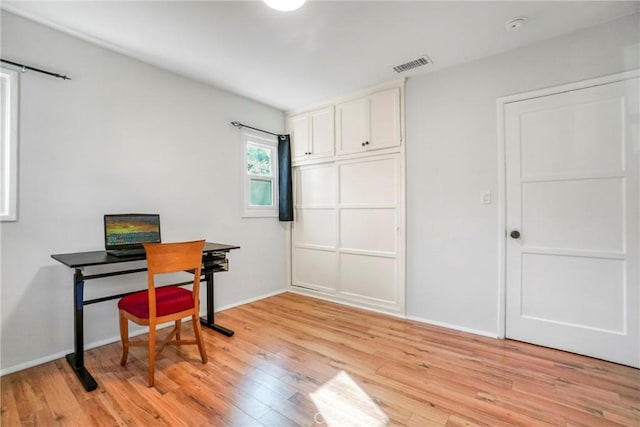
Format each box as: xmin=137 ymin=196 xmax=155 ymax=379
xmin=288 ymin=106 xmax=334 ymax=162
xmin=336 ymin=87 xmax=401 ymax=155
xmin=335 ymin=97 xmax=368 ymax=155
xmin=287 ymin=82 xmax=403 ymax=164
xmin=289 ymin=113 xmax=310 ymax=160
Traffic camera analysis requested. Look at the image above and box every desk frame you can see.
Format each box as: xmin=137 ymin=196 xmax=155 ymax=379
xmin=52 ymin=242 xmax=239 ymax=392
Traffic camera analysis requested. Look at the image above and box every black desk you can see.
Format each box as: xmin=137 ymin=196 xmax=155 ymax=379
xmin=51 ymin=242 xmax=239 ymax=392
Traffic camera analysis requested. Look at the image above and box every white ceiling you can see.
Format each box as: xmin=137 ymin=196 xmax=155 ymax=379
xmin=3 ymin=1 xmax=639 ymax=111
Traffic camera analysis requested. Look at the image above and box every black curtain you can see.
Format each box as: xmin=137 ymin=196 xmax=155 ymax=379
xmin=277 ymin=134 xmax=293 ymax=221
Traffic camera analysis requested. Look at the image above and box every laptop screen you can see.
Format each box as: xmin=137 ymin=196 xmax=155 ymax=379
xmin=104 ymin=214 xmax=161 ymax=250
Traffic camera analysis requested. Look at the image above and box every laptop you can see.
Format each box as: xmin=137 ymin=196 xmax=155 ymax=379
xmin=104 ymin=213 xmax=161 ymax=257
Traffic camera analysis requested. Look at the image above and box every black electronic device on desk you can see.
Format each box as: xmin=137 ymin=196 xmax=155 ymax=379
xmin=104 ymin=213 xmax=161 ymax=257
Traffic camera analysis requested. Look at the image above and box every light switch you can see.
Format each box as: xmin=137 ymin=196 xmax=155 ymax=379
xmin=480 ymin=191 xmax=492 ymax=205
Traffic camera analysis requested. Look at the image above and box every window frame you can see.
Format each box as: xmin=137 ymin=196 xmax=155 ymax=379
xmin=240 ymin=128 xmax=279 ymax=218
xmin=1 ymin=67 xmax=19 ymax=222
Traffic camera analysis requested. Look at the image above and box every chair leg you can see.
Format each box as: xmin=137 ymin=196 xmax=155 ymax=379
xmin=148 ymin=325 xmax=156 ymax=387
xmin=192 ymin=314 xmax=208 ymax=364
xmin=119 ymin=310 xmax=129 ymax=366
xmin=175 ymin=319 xmax=182 ymax=341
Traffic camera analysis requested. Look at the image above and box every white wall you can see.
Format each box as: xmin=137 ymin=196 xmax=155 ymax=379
xmin=406 ymin=13 xmax=640 ymax=336
xmin=0 ymin=12 xmax=287 ymax=373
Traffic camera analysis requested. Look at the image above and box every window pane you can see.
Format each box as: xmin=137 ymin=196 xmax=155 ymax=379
xmin=250 ymin=179 xmax=273 ymax=206
xmin=0 ymin=69 xmax=17 ymax=221
xmin=247 ymin=144 xmax=272 ymax=176
xmin=241 ymin=129 xmax=278 ymax=217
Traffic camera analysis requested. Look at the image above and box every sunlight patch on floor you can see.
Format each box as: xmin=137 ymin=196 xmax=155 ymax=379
xmin=309 ymin=371 xmax=388 ymax=427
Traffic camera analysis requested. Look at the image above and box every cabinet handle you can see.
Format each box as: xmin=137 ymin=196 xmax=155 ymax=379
xmin=365 ymin=141 xmax=370 ymax=145
xmin=361 ymin=142 xmax=365 ymax=147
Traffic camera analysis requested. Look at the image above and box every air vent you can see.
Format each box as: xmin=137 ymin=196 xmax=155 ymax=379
xmin=393 ymin=55 xmax=433 ymax=73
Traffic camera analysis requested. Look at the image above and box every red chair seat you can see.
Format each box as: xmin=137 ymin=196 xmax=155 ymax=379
xmin=118 ymin=287 xmax=194 ymax=319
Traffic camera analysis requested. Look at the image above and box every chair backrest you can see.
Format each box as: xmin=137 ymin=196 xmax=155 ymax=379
xmin=143 ymin=240 xmax=205 ymax=316
xmin=144 ymin=240 xmax=205 ymax=275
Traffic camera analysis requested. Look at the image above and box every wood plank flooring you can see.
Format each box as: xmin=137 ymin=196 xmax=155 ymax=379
xmin=2 ymin=292 xmax=639 ymax=426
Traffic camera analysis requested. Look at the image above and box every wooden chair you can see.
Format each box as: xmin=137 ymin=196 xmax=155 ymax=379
xmin=118 ymin=240 xmax=208 ymax=386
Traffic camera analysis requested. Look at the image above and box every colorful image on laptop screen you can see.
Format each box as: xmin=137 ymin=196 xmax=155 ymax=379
xmin=104 ymin=214 xmax=161 ymax=250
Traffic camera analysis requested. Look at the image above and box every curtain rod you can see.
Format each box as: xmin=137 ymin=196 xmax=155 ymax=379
xmin=231 ymin=121 xmax=284 ymax=138
xmin=1 ymin=58 xmax=71 ymax=80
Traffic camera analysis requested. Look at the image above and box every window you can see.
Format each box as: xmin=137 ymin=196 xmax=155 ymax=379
xmin=0 ymin=68 xmax=18 ymax=221
xmin=241 ymin=128 xmax=278 ymax=217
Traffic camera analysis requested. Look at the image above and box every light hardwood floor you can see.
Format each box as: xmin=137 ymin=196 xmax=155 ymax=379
xmin=2 ymin=292 xmax=639 ymax=426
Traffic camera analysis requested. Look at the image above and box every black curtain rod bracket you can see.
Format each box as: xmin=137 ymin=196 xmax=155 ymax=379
xmin=231 ymin=121 xmax=285 ymax=139
xmin=1 ymin=58 xmax=71 ymax=80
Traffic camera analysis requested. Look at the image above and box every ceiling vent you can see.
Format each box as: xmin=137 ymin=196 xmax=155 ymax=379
xmin=393 ymin=55 xmax=433 ymax=73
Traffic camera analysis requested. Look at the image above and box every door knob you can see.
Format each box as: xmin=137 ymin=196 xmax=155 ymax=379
xmin=510 ymin=230 xmax=520 ymax=239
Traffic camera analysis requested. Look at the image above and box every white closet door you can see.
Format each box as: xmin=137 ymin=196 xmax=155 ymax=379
xmin=292 ymin=164 xmax=337 ymax=293
xmin=337 ymin=155 xmax=403 ymax=313
xmin=505 ymin=76 xmax=639 ymax=367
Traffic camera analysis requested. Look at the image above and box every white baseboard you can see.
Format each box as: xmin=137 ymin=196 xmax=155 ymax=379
xmin=215 ymin=288 xmax=287 ymax=312
xmin=0 ymin=327 xmax=152 ymax=376
xmin=1 ymin=288 xmax=496 ymax=376
xmin=288 ymin=287 xmax=406 ymax=319
xmin=406 ymin=314 xmax=499 ymax=339
xmin=0 ymin=288 xmax=288 ymax=377
xmin=289 ymin=287 xmax=498 ymax=339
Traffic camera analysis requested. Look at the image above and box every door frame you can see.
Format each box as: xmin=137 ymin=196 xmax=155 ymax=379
xmin=496 ymin=69 xmax=640 ymax=338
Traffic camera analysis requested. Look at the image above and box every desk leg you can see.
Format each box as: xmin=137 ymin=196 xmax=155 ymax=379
xmin=200 ymin=261 xmax=234 ymax=337
xmin=65 ymin=269 xmax=98 ymax=391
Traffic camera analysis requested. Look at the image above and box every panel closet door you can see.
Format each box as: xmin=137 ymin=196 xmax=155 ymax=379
xmin=337 ymin=154 xmax=404 ymax=314
xmin=292 ymin=164 xmax=337 ymax=293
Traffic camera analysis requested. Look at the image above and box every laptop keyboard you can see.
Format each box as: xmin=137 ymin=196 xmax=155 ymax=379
xmin=107 ymin=248 xmax=146 ymax=257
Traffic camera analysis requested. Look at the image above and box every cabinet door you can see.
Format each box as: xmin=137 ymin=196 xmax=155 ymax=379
xmin=289 ymin=113 xmax=309 ymax=161
xmin=309 ymin=106 xmax=334 ymax=159
xmin=336 ymin=97 xmax=368 ymax=155
xmin=292 ymin=164 xmax=337 ymax=293
xmin=369 ymin=88 xmax=401 ymax=150
xmin=337 ymin=156 xmax=402 ymax=312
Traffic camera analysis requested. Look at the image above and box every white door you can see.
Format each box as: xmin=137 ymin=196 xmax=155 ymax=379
xmin=292 ymin=164 xmax=337 ymax=293
xmin=337 ymin=155 xmax=404 ymax=314
xmin=369 ymin=88 xmax=401 ymax=150
xmin=309 ymin=106 xmax=335 ymax=159
xmin=505 ymin=75 xmax=639 ymax=367
xmin=288 ymin=113 xmax=309 ymax=161
xmin=336 ymin=97 xmax=368 ymax=155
